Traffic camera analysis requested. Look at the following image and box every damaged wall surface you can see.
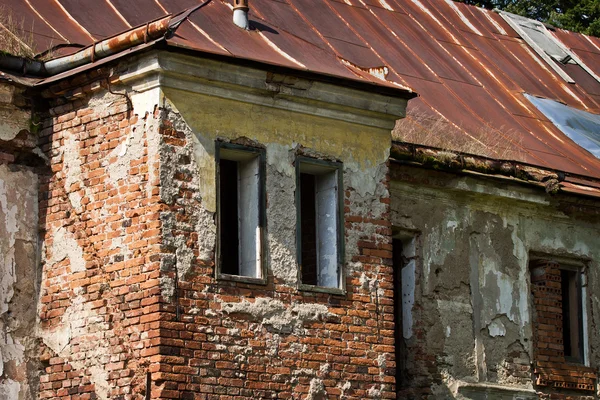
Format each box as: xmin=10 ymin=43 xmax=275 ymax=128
xmin=31 ymin=51 xmax=409 ymax=400
xmin=151 ymin=54 xmax=402 ymax=398
xmin=2 ymin=39 xmax=599 ymax=399
xmin=0 ymin=164 xmax=39 ymax=400
xmin=390 ymin=163 xmax=600 ymax=399
xmin=0 ymin=81 xmax=40 ymax=400
xmin=37 ymin=85 xmax=166 ymax=399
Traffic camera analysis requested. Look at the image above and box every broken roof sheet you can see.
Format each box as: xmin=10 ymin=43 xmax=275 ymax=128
xmin=4 ymin=0 xmax=600 ymax=181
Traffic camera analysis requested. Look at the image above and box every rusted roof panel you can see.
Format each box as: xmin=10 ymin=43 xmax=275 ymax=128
xmin=561 ymin=182 xmax=600 ymax=198
xmin=560 ymin=64 xmax=600 ymax=98
xmin=386 ymin=12 xmax=478 ymax=84
xmin=250 ymin=0 xmax=327 ymax=50
xmin=5 ymin=0 xmax=600 ymax=184
xmin=1 ymin=0 xmax=66 ymax=53
xmin=333 ymin=5 xmax=440 ymax=82
xmin=110 ymin=0 xmax=168 ymax=27
xmin=57 ymin=0 xmax=131 ymax=39
xmin=25 ymin=0 xmax=95 ymax=50
xmin=398 ymin=0 xmax=470 ymax=47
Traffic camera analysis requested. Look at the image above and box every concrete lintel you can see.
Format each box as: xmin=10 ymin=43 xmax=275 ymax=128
xmin=117 ymin=51 xmax=406 ymax=129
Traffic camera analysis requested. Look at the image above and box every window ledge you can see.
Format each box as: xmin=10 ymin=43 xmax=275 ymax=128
xmin=298 ymin=283 xmax=346 ymax=296
xmin=217 ymin=273 xmax=267 ymax=286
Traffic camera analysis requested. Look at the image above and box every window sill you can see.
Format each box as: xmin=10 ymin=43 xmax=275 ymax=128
xmin=298 ymin=283 xmax=346 ymax=296
xmin=217 ymin=273 xmax=267 ymax=286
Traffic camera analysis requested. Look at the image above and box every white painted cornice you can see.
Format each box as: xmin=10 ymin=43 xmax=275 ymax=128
xmin=117 ymin=51 xmax=407 ymax=129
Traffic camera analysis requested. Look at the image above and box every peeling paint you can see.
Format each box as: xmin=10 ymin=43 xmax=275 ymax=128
xmin=0 ymin=164 xmax=38 ymax=400
xmin=0 ymin=104 xmax=30 ymax=142
xmin=107 ymin=126 xmax=145 ymax=184
xmin=487 ymin=318 xmax=507 ymax=337
xmin=50 ymin=227 xmax=86 ymax=272
xmin=63 ymin=134 xmax=83 ymax=212
xmin=162 ymin=88 xmax=392 ymax=289
xmin=391 ymin=166 xmax=600 ymax=393
xmin=41 ymin=292 xmax=111 ymax=400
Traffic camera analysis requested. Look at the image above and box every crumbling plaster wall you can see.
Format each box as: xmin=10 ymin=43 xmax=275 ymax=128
xmin=0 ymin=81 xmax=40 ymax=400
xmin=162 ymin=87 xmax=391 ymax=283
xmin=390 ymin=164 xmax=600 ymax=398
xmin=154 ymin=86 xmax=398 ymax=398
xmin=0 ymin=164 xmax=39 ymax=400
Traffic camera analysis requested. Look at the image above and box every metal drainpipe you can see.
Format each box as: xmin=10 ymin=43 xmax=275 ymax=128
xmin=0 ymin=53 xmax=45 ymax=76
xmin=233 ymin=0 xmax=249 ymax=30
xmin=0 ymin=1 xmax=215 ymax=78
xmin=0 ymin=14 xmax=172 ymax=77
xmin=43 ymin=16 xmax=172 ymax=75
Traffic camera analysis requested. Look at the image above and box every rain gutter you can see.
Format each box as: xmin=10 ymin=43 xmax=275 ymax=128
xmin=0 ymin=0 xmax=213 ymax=78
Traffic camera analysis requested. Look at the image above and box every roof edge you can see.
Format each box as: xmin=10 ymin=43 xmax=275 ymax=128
xmin=390 ymin=141 xmax=600 ymax=199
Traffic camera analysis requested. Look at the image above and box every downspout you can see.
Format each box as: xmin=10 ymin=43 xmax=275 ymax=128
xmin=0 ymin=53 xmax=45 ymax=76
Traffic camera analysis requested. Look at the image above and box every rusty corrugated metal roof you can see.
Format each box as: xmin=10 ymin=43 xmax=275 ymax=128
xmin=3 ymin=0 xmax=600 ymax=182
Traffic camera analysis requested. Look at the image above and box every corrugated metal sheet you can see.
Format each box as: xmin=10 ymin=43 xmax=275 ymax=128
xmin=4 ymin=0 xmax=600 ymax=181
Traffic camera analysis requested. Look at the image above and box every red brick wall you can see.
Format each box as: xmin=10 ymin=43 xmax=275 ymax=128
xmin=149 ymin=111 xmax=397 ymax=399
xmin=530 ymin=260 xmax=597 ymax=397
xmin=38 ymin=89 xmax=164 ymax=399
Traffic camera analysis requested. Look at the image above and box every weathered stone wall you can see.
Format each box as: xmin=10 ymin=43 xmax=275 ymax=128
xmin=38 ymin=86 xmax=165 ymax=399
xmin=0 ymin=164 xmax=39 ymax=400
xmin=390 ymin=163 xmax=600 ymax=399
xmin=0 ymin=82 xmax=41 ymax=400
xmin=149 ymin=88 xmax=397 ymax=399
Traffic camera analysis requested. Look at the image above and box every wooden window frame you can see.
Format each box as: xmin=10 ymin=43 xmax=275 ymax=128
xmin=295 ymin=156 xmax=345 ymax=294
xmin=215 ymin=141 xmax=267 ymax=285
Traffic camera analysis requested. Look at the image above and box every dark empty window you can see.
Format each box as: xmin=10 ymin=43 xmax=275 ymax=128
xmin=300 ymin=174 xmax=318 ymax=285
xmin=217 ymin=143 xmax=265 ymax=280
xmin=296 ymin=158 xmax=343 ymax=289
xmin=561 ymin=268 xmax=583 ymax=362
xmin=219 ymin=159 xmax=240 ymax=274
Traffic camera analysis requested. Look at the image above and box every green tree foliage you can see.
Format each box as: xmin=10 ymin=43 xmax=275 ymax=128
xmin=455 ymin=0 xmax=600 ymax=36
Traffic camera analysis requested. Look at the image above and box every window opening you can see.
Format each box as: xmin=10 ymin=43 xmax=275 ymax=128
xmin=529 ymin=258 xmax=594 ymax=390
xmin=530 ymin=259 xmax=589 ymax=370
xmin=300 ymin=173 xmax=318 ymax=285
xmin=297 ymin=158 xmax=343 ymax=289
xmin=393 ymin=238 xmax=406 ymax=388
xmin=217 ymin=143 xmax=264 ymax=280
xmin=219 ymin=159 xmax=240 ymax=274
xmin=525 ymin=94 xmax=600 ymax=159
xmin=499 ymin=11 xmax=600 ymax=85
xmin=392 ymin=232 xmax=417 ymax=388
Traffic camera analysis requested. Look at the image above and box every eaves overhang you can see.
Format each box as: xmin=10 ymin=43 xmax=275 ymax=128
xmin=390 ymin=140 xmax=600 ymax=200
xmin=111 ymin=50 xmax=410 ymax=130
